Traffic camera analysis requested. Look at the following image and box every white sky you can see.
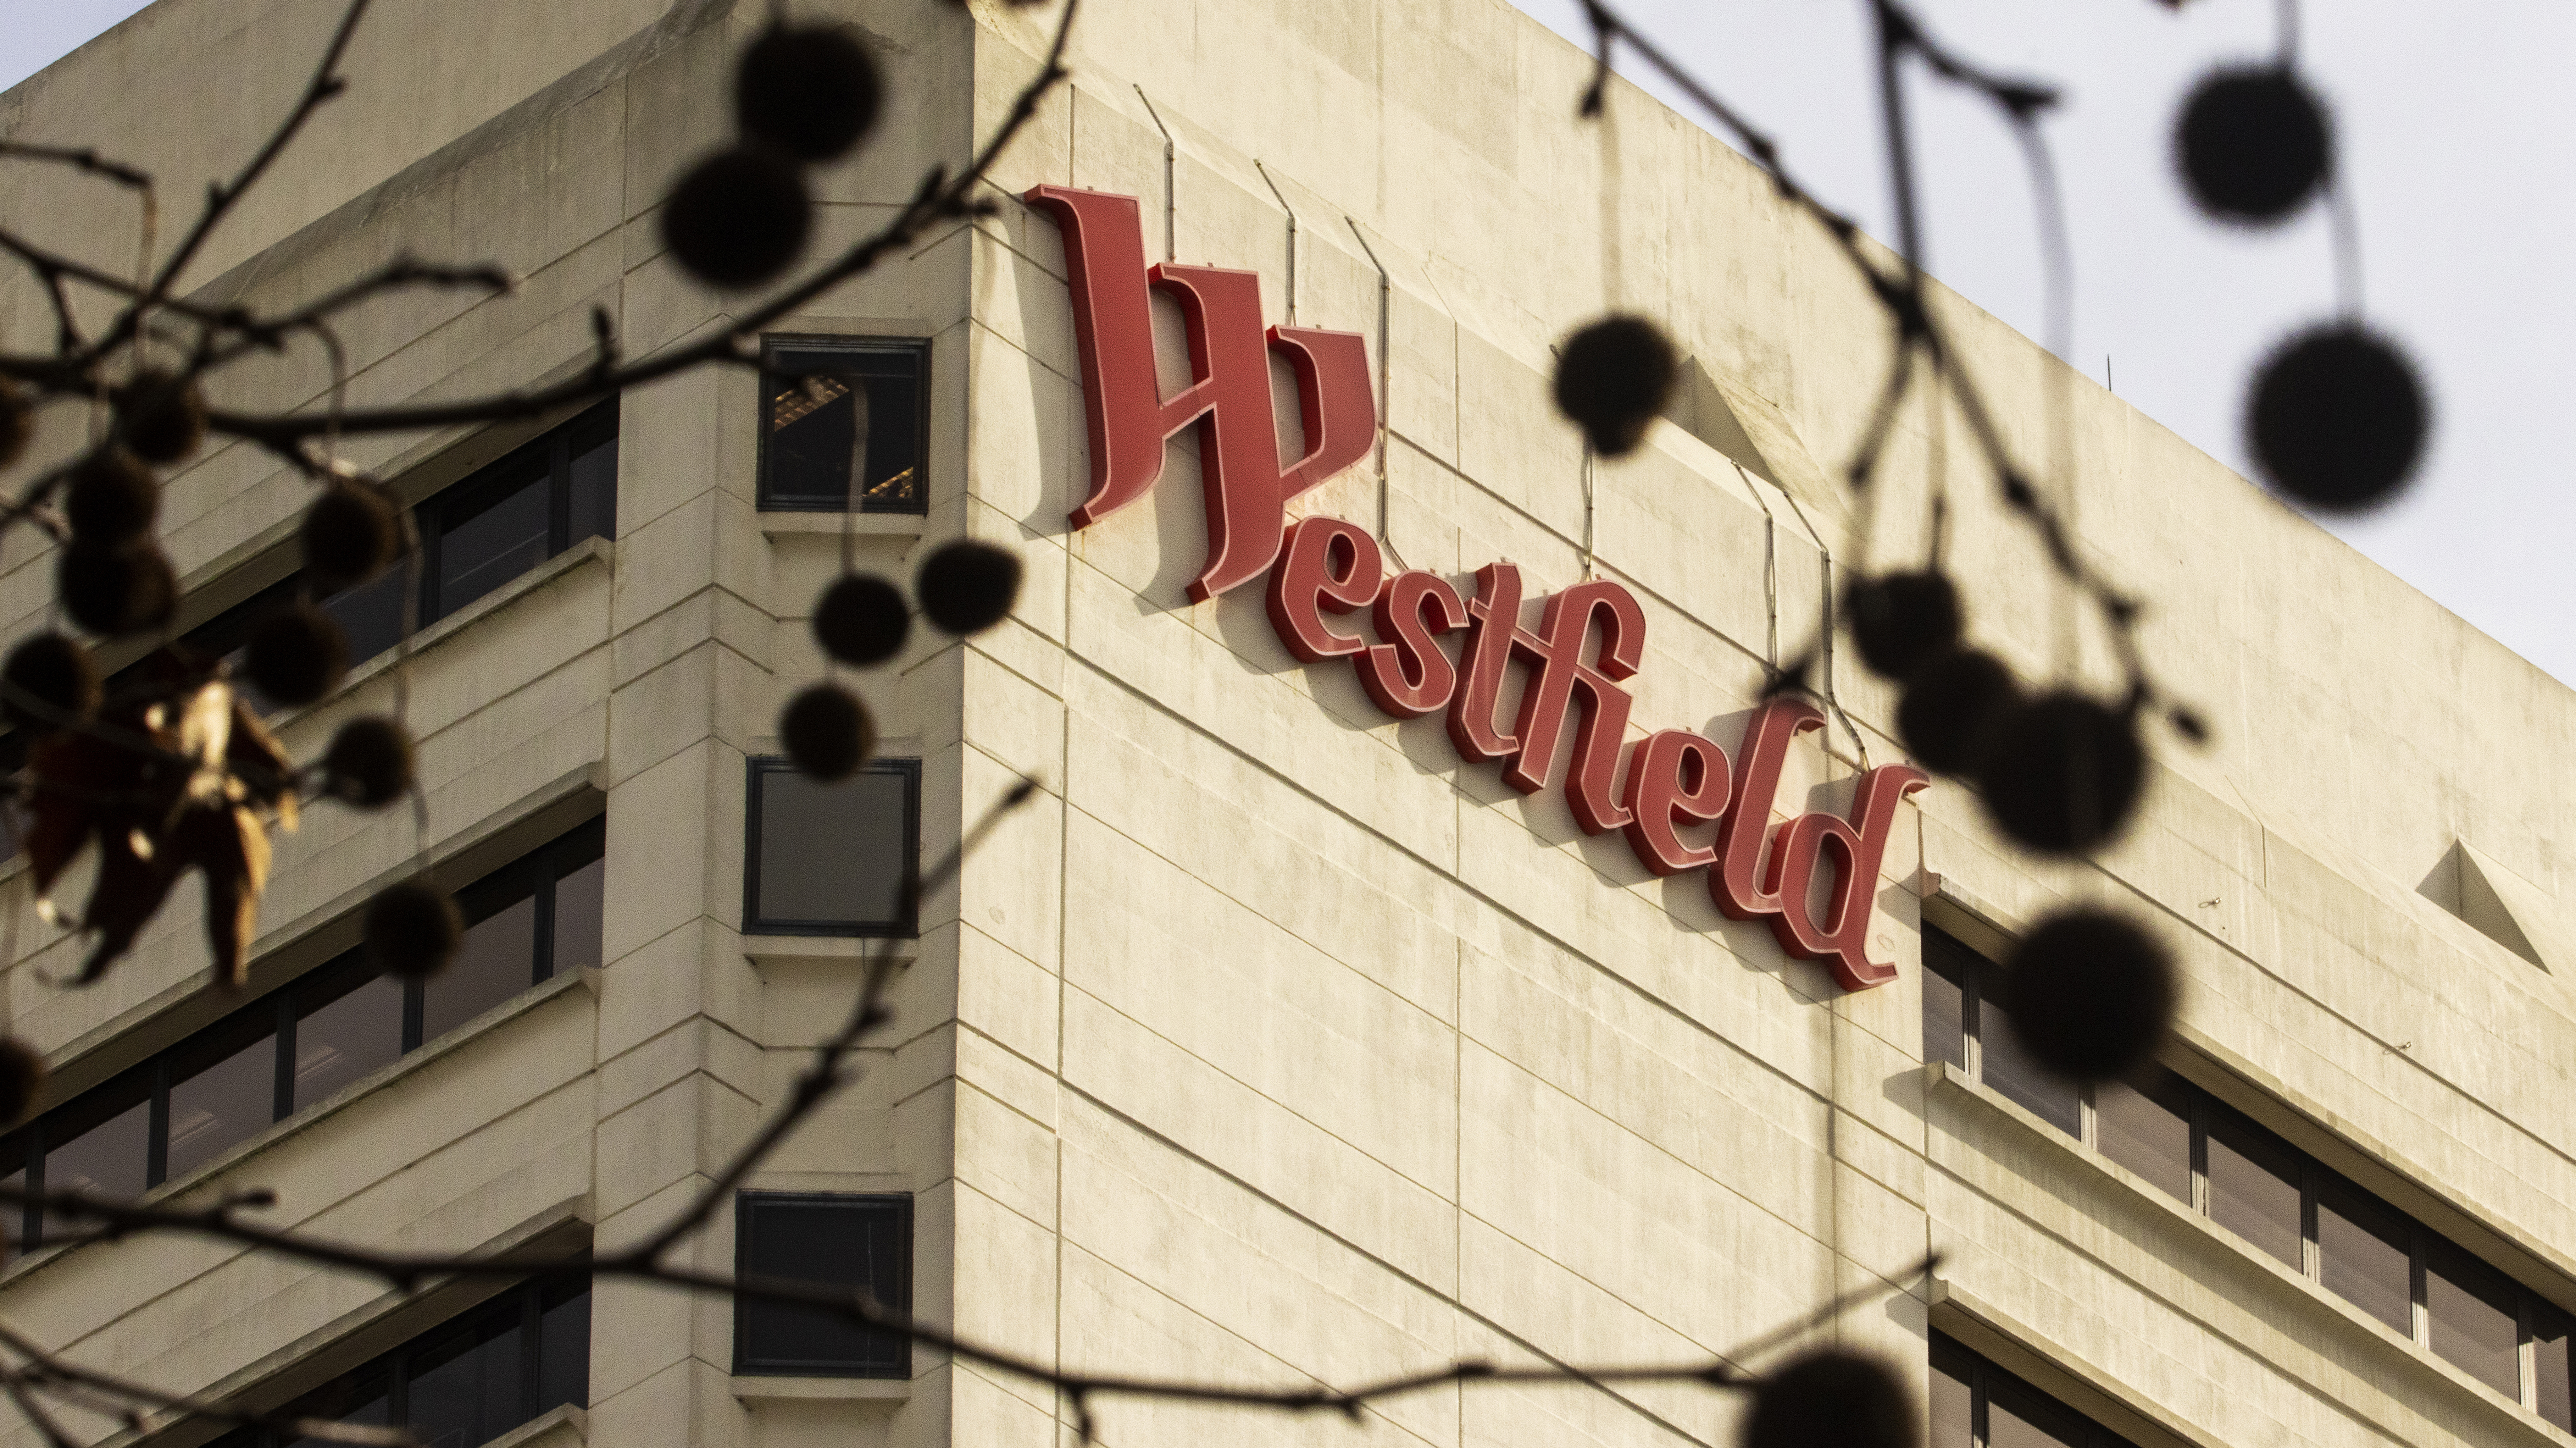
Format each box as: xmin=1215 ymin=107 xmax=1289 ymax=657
xmin=1502 ymin=0 xmax=2576 ymax=687
xmin=9 ymin=1 xmax=2571 ymax=684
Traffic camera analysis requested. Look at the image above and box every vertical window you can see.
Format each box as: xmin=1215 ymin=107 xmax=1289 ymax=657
xmin=2316 ymin=1178 xmax=2412 ymax=1334
xmin=2534 ymin=1307 xmax=2573 ymax=1430
xmin=1930 ymin=1339 xmax=1976 ymax=1448
xmin=1930 ymin=1332 xmax=2138 ymax=1448
xmin=164 ymin=1008 xmax=281 ymax=1182
xmin=733 ymin=1192 xmax=912 ymax=1378
xmin=2203 ymin=1106 xmax=2302 ymax=1270
xmin=2427 ymin=1243 xmax=2522 ymax=1397
xmin=2093 ymin=1069 xmax=2190 ymax=1205
xmin=1922 ymin=932 xmax=1967 ymax=1071
xmin=0 ymin=818 xmax=606 ymax=1245
xmin=292 ymin=959 xmax=408 ymax=1112
xmin=758 ymin=338 xmax=929 ymax=513
xmin=743 ymin=757 xmax=920 ymax=936
xmin=1977 ymin=986 xmax=2080 ymax=1138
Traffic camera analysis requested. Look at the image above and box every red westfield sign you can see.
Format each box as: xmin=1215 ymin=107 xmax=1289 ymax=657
xmin=1027 ymin=187 xmax=1925 ymax=990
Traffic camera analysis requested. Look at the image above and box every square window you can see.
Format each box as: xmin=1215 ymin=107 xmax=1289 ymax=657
xmin=744 ymin=758 xmax=919 ymax=936
xmin=733 ymin=1192 xmax=911 ymax=1377
xmin=759 ymin=339 xmax=929 ymax=513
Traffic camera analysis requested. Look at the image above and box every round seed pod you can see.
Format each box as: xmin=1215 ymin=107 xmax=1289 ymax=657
xmin=0 ymin=378 xmax=33 ymax=473
xmin=2246 ymin=323 xmax=2428 ymax=513
xmin=1742 ymin=1349 xmax=1914 ymax=1448
xmin=243 ymin=601 xmax=350 ymax=707
xmin=736 ymin=23 xmax=883 ymax=163
xmin=2175 ymin=65 xmax=2331 ymax=225
xmin=366 ymin=879 xmax=462 ymax=979
xmin=114 ymin=369 xmax=208 ymax=465
xmin=64 ymin=448 xmax=159 ymax=546
xmin=1551 ymin=314 xmax=1677 ymax=459
xmin=301 ymin=482 xmax=401 ymax=591
xmin=915 ymin=540 xmax=1022 ymax=637
xmin=1 ymin=632 xmax=99 ymax=730
xmin=661 ymin=147 xmax=812 ymax=290
xmin=1976 ymin=691 xmax=2146 ymax=856
xmin=0 ymin=1037 xmax=45 ymax=1126
xmin=781 ymin=682 xmax=874 ymax=782
xmin=320 ymin=716 xmax=414 ymax=809
xmin=1896 ymin=647 xmax=2017 ymax=778
xmin=58 ymin=543 xmax=176 ymax=638
xmin=813 ymin=573 xmax=911 ymax=666
xmin=1997 ymin=907 xmax=2178 ymax=1084
xmin=1845 ymin=570 xmax=1962 ymax=681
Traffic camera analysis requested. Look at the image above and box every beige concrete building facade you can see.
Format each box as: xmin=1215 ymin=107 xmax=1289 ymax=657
xmin=0 ymin=3 xmax=2572 ymax=1448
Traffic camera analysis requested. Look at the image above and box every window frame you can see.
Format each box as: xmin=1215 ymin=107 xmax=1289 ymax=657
xmin=413 ymin=397 xmax=620 ymax=630
xmin=209 ymin=1272 xmax=590 ymax=1448
xmin=0 ymin=817 xmax=606 ymax=1248
xmin=755 ymin=335 xmax=932 ymax=515
xmin=1933 ymin=1331 xmax=2140 ymax=1448
xmin=741 ymin=756 xmax=921 ymax=938
xmin=730 ymin=1190 xmax=913 ymax=1379
xmin=1926 ymin=924 xmax=2576 ymax=1426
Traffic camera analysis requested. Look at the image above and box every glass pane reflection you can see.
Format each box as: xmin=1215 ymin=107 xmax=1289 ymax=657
xmin=165 ymin=1017 xmax=277 ymax=1180
xmin=423 ymin=896 xmax=536 ymax=1041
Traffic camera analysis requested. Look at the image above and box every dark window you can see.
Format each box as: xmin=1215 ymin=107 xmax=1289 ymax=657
xmin=743 ymin=757 xmax=919 ymax=936
xmin=759 ymin=338 xmax=929 ymax=513
xmin=1922 ymin=932 xmax=1967 ymax=1071
xmin=415 ymin=401 xmax=619 ymax=627
xmin=1930 ymin=1332 xmax=2137 ymax=1448
xmin=2428 ymin=1243 xmax=2522 ymax=1396
xmin=1922 ymin=920 xmax=2576 ymax=1427
xmin=212 ymin=1275 xmax=587 ymax=1448
xmin=2537 ymin=1307 xmax=2573 ymax=1430
xmin=1978 ymin=987 xmax=2080 ymax=1139
xmin=2205 ymin=1106 xmax=2302 ymax=1270
xmin=22 ymin=401 xmax=621 ymax=728
xmin=292 ymin=958 xmax=407 ymax=1112
xmin=2317 ymin=1178 xmax=2413 ymax=1334
xmin=2094 ymin=1069 xmax=2190 ymax=1205
xmin=163 ymin=1008 xmax=280 ymax=1182
xmin=734 ymin=1191 xmax=911 ymax=1377
xmin=0 ymin=818 xmax=604 ymax=1246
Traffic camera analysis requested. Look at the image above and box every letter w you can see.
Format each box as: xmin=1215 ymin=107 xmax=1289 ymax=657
xmin=1025 ymin=186 xmax=1377 ymax=601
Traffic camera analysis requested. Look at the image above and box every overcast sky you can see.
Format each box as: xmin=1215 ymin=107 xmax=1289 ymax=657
xmin=9 ymin=1 xmax=2573 ymax=684
xmin=1504 ymin=0 xmax=2576 ymax=688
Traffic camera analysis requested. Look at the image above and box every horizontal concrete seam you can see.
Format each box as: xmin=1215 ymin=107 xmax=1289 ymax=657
xmin=1457 ymin=1036 xmax=1860 ymax=1275
xmin=955 ymin=1064 xmax=1061 ymax=1140
xmin=1051 ymin=635 xmax=1845 ymax=1092
xmin=1058 ymin=980 xmax=1452 ymax=1201
xmin=1053 ymin=540 xmax=1840 ymax=1001
xmin=963 ymin=313 xmax=1076 ymax=388
xmin=1923 ymin=1098 xmax=2536 ymax=1447
xmin=594 ymin=1064 xmax=759 ymax=1132
xmin=950 ymin=1174 xmax=1058 ymax=1251
xmin=1058 ymin=1082 xmax=1714 ymax=1448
